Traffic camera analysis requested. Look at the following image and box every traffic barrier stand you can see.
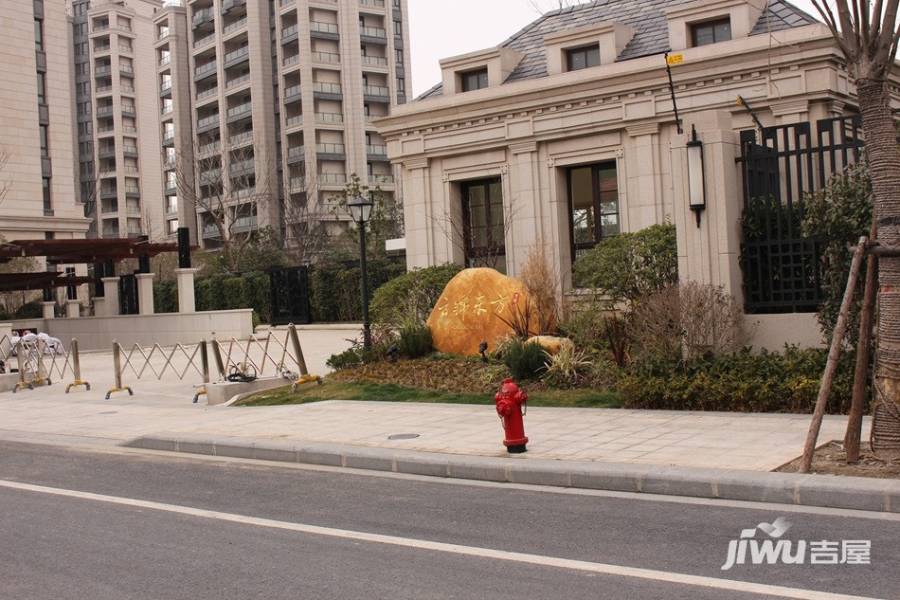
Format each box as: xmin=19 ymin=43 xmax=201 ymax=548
xmin=105 ymin=341 xmax=134 ymax=400
xmin=65 ymin=339 xmax=91 ymax=393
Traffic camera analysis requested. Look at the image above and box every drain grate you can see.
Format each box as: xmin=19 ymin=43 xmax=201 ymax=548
xmin=388 ymin=433 xmax=420 ymax=441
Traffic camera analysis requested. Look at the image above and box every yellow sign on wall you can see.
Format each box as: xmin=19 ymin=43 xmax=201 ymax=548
xmin=667 ymin=53 xmax=684 ymax=66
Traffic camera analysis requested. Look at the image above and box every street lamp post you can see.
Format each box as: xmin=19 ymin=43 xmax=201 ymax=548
xmin=348 ymin=193 xmax=374 ymax=349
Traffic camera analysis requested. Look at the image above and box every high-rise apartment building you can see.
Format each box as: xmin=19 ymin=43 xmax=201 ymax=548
xmin=180 ymin=0 xmax=411 ymax=247
xmin=0 ymin=0 xmax=90 ymax=241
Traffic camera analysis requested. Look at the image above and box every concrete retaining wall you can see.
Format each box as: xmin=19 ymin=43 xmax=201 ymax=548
xmin=11 ymin=310 xmax=253 ymax=351
xmin=747 ymin=313 xmax=825 ymax=351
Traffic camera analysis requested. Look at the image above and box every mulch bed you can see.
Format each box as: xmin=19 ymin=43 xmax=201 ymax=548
xmin=777 ymin=441 xmax=900 ymax=479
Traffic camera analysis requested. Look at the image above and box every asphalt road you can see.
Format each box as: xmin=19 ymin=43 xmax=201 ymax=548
xmin=0 ymin=440 xmax=897 ymax=600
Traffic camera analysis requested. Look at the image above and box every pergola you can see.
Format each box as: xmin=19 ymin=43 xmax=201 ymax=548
xmin=0 ymin=238 xmax=183 ymax=318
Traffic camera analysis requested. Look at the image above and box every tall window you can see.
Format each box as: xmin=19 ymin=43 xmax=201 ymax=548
xmin=37 ymin=73 xmax=46 ymax=104
xmin=460 ymin=68 xmax=488 ymax=92
xmin=42 ymin=177 xmax=52 ymax=213
xmin=461 ymin=178 xmax=506 ymax=272
xmin=691 ymin=18 xmax=732 ymax=47
xmin=566 ymin=44 xmax=600 ymax=71
xmin=39 ymin=124 xmax=49 ymax=157
xmin=567 ymin=162 xmax=620 ymax=262
xmin=34 ymin=18 xmax=44 ymax=51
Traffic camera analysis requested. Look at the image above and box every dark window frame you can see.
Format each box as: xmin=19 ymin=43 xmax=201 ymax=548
xmin=690 ymin=17 xmax=732 ymax=47
xmin=460 ymin=177 xmax=506 ymax=270
xmin=460 ymin=67 xmax=489 ymax=93
xmin=565 ymin=44 xmax=600 ymax=72
xmin=566 ymin=161 xmax=620 ymax=266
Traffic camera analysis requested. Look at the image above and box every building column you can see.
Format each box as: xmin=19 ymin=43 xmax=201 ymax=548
xmin=507 ymin=141 xmax=542 ymax=278
xmin=175 ymin=268 xmax=199 ymax=313
xmin=42 ymin=301 xmax=56 ymax=320
xmin=136 ymin=273 xmax=155 ymax=316
xmin=671 ymin=110 xmax=744 ymax=303
xmin=101 ymin=277 xmax=121 ymax=317
xmin=625 ymin=122 xmax=665 ymax=229
xmin=402 ymin=157 xmax=434 ymax=269
xmin=66 ymin=300 xmax=81 ymax=319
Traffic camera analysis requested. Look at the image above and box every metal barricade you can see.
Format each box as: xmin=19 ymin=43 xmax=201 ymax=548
xmin=7 ymin=337 xmax=89 ymax=394
xmin=211 ymin=324 xmax=319 ymax=391
xmin=105 ymin=324 xmax=318 ymax=402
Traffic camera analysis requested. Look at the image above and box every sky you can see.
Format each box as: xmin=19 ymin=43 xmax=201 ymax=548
xmin=406 ymin=0 xmax=822 ymax=96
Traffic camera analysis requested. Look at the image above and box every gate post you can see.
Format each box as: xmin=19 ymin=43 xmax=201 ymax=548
xmin=105 ymin=341 xmax=134 ymax=399
xmin=65 ymin=338 xmax=91 ymax=393
xmin=671 ymin=110 xmax=744 ymax=304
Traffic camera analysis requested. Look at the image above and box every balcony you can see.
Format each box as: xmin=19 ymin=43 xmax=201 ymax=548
xmin=226 ymin=101 xmax=252 ymax=123
xmin=316 ymin=143 xmax=345 ymax=159
xmin=162 ymin=132 xmax=175 ymax=146
xmin=119 ymin=64 xmax=134 ymax=75
xmin=310 ymin=21 xmax=339 ymax=39
xmin=192 ymin=8 xmax=214 ymax=27
xmin=230 ymin=158 xmax=255 ymax=177
xmin=229 ymin=130 xmax=254 ymax=148
xmin=360 ymin=26 xmax=387 ymax=44
xmin=286 ymin=145 xmax=305 ymax=164
xmin=363 ymin=84 xmax=390 ymax=101
xmin=284 ymin=84 xmax=302 ymax=103
xmin=288 ymin=176 xmax=306 ymax=192
xmin=123 ymin=145 xmax=138 ymax=157
xmin=119 ymin=44 xmax=134 ymax=55
xmin=159 ymin=55 xmax=170 ymax=67
xmin=282 ymin=53 xmax=300 ymax=68
xmin=361 ymin=54 xmax=388 ymax=68
xmin=102 ymin=225 xmax=120 ymax=238
xmin=96 ymin=105 xmax=114 ymax=118
xmin=221 ymin=0 xmax=246 ymax=13
xmin=281 ymin=23 xmax=299 ymax=43
xmin=160 ymin=80 xmax=173 ymax=95
xmin=94 ymin=43 xmax=111 ymax=54
xmin=94 ymin=65 xmax=112 ymax=76
xmin=197 ymin=114 xmax=220 ymax=133
xmin=312 ymin=81 xmax=342 ymax=99
xmin=359 ymin=0 xmax=385 ymax=7
xmin=95 ymin=84 xmax=113 ymax=95
xmin=222 ymin=17 xmax=247 ymax=37
xmin=125 ymin=185 xmax=141 ymax=198
xmin=312 ymin=51 xmax=340 ymax=64
xmin=315 ymin=112 xmax=343 ymax=125
xmin=194 ymin=61 xmax=217 ymax=81
xmin=226 ymin=72 xmax=250 ymax=90
xmin=121 ymin=105 xmax=136 ymax=117
xmin=193 ymin=32 xmax=215 ymax=49
xmin=199 ymin=167 xmax=221 ymax=184
xmin=285 ymin=114 xmax=303 ymax=129
xmin=232 ymin=214 xmax=258 ymax=234
xmin=99 ymin=187 xmax=118 ymax=199
xmin=198 ymin=140 xmax=220 ymax=156
xmin=317 ymin=172 xmax=347 ymax=186
xmin=223 ymin=45 xmax=249 ymax=67
xmin=370 ymin=174 xmax=394 ymax=186
xmin=124 ymin=165 xmax=140 ymax=175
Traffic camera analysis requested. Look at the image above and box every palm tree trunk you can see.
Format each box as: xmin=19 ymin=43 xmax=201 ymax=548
xmin=856 ymin=78 xmax=900 ymax=453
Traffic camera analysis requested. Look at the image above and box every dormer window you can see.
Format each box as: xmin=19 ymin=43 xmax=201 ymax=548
xmin=460 ymin=68 xmax=489 ymax=92
xmin=690 ymin=18 xmax=732 ymax=47
xmin=565 ymin=44 xmax=600 ymax=72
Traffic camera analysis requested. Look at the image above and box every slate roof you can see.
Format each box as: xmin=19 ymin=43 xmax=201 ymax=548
xmin=417 ymin=0 xmax=818 ymax=100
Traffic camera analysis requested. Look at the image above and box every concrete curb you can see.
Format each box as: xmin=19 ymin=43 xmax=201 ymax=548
xmin=124 ymin=434 xmax=900 ymax=514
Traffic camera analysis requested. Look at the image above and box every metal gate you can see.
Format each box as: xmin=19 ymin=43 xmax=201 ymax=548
xmin=269 ymin=266 xmax=312 ymax=325
xmin=739 ymin=115 xmax=864 ymax=314
xmin=119 ymin=273 xmax=139 ymax=315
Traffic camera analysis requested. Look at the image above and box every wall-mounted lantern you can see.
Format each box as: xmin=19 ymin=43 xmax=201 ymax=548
xmin=686 ymin=125 xmax=706 ymax=228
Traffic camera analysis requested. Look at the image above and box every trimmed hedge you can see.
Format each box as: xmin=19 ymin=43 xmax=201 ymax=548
xmin=618 ymin=347 xmax=856 ymax=414
xmin=370 ymin=264 xmax=463 ymax=327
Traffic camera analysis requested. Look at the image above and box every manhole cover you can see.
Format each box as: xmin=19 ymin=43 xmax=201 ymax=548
xmin=388 ymin=433 xmax=420 ymax=441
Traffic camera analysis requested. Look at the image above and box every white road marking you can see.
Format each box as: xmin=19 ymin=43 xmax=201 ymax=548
xmin=0 ymin=479 xmax=882 ymax=600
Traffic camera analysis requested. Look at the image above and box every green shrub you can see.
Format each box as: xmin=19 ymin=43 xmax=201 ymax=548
xmin=14 ymin=301 xmax=43 ymax=319
xmin=573 ymin=223 xmax=677 ymax=306
xmin=310 ymin=258 xmax=405 ymax=322
xmin=502 ymin=339 xmax=548 ymax=381
xmin=370 ymin=264 xmax=463 ymax=327
xmin=618 ymin=346 xmax=856 ymax=414
xmin=154 ymin=280 xmax=178 ymax=313
xmin=397 ymin=323 xmax=433 ymax=359
xmin=542 ymin=345 xmax=592 ymax=389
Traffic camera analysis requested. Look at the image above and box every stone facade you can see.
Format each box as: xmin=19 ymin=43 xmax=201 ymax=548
xmin=376 ymin=0 xmax=900 ymax=349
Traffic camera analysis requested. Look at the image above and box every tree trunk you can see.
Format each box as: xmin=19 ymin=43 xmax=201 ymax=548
xmin=856 ymin=79 xmax=900 ymax=454
xmin=800 ymin=237 xmax=867 ymax=473
xmin=845 ymin=224 xmax=877 ymax=463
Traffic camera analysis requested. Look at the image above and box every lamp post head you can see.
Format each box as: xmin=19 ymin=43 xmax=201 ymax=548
xmin=348 ymin=194 xmax=374 ymax=225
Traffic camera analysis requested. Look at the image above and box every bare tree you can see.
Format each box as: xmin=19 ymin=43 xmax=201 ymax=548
xmin=280 ymin=173 xmax=334 ymax=265
xmin=175 ymin=144 xmax=276 ymax=272
xmin=430 ymin=201 xmax=519 ymax=272
xmin=805 ymin=1 xmax=900 ymax=459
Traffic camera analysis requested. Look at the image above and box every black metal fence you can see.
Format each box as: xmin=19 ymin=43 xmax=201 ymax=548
xmin=269 ymin=266 xmax=312 ymax=326
xmin=739 ymin=115 xmax=863 ymax=314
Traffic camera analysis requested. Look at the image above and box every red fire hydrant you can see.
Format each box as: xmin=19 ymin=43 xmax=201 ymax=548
xmin=495 ymin=378 xmax=528 ymax=454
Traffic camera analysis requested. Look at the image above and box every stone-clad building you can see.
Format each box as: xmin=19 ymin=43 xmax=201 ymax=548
xmin=376 ymin=0 xmax=900 ymax=348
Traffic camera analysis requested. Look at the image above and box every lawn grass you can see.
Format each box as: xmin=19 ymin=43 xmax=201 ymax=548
xmin=238 ymin=380 xmax=623 ymax=409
